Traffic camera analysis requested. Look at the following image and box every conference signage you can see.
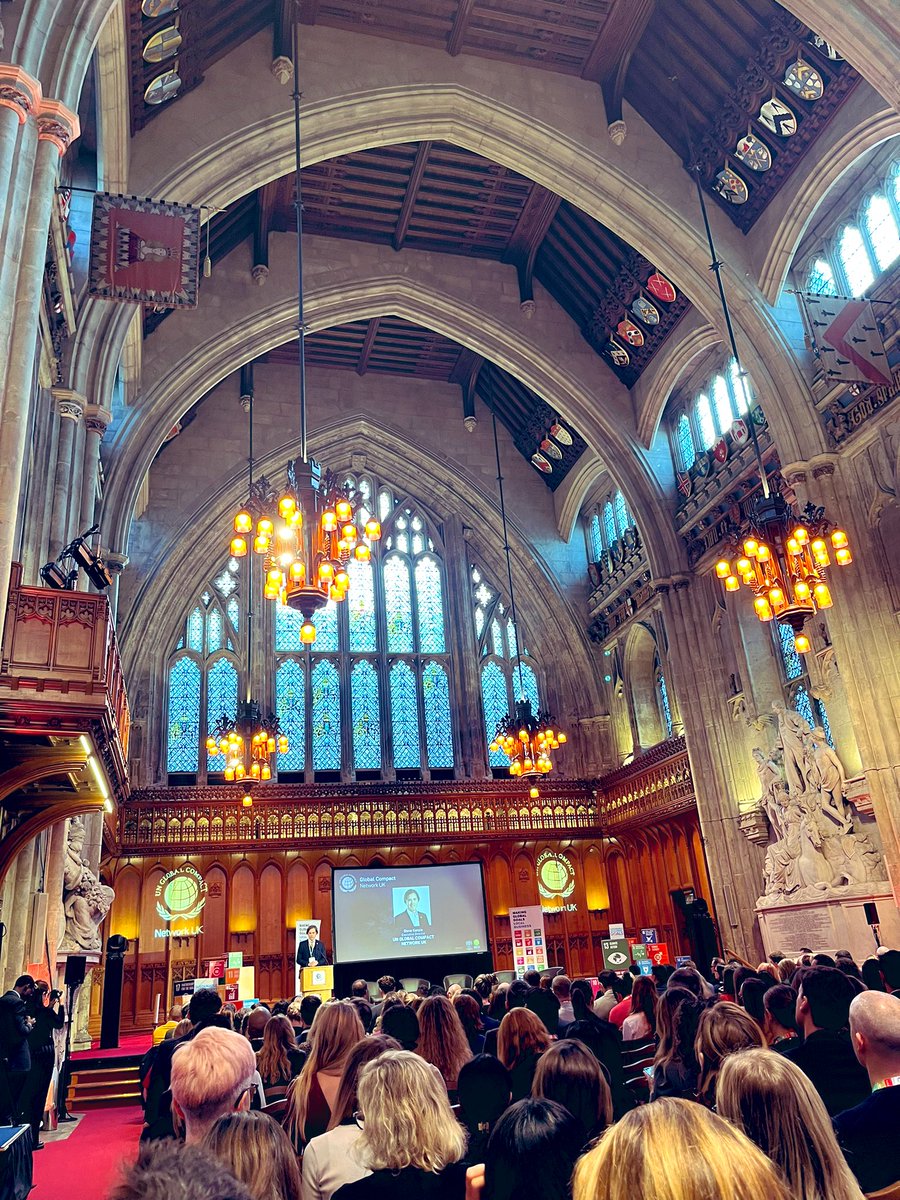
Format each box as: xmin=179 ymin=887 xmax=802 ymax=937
xmin=536 ymin=850 xmax=577 ymax=912
xmin=154 ymin=864 xmax=207 ymax=939
xmin=641 ymin=927 xmax=658 ymax=943
xmin=601 ymin=938 xmax=630 ymax=970
xmin=510 ymin=905 xmax=548 ymax=978
xmin=645 ymin=942 xmax=670 ymax=965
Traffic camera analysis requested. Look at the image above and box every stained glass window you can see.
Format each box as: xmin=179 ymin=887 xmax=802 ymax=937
xmin=313 ymin=602 xmax=339 ymax=652
xmin=384 ymin=555 xmax=414 ymax=652
xmin=390 ymin=662 xmax=421 ymax=768
xmin=793 ymin=685 xmax=815 ymax=731
xmin=658 ymin=672 xmax=673 ymax=738
xmin=589 ymin=512 xmax=604 ymax=561
xmin=481 ymin=661 xmax=510 ymax=767
xmin=348 ymin=559 xmax=376 ymax=652
xmin=415 ymin=556 xmax=446 ymax=653
xmin=187 ymin=606 xmax=204 ymax=652
xmin=351 ymin=661 xmax=381 ymax=770
xmin=603 ymin=501 xmax=617 ymax=547
xmin=814 ymin=697 xmax=835 ymax=749
xmin=206 ymin=657 xmax=238 ymax=771
xmin=206 ymin=607 xmax=222 ymax=654
xmin=167 ymin=656 xmax=201 ymax=772
xmin=275 ymin=605 xmax=304 ymax=653
xmin=516 ymin=661 xmax=540 ymax=715
xmin=729 ymin=359 xmax=751 ymax=414
xmin=312 ymin=660 xmax=341 ymax=770
xmin=807 ymin=257 xmax=837 ymax=295
xmin=422 ymin=662 xmax=454 ymax=768
xmin=777 ymin=622 xmax=804 ymax=681
xmin=614 ymin=491 xmax=630 ymax=536
xmin=696 ymin=393 xmax=716 ymax=449
xmin=864 ymin=193 xmax=900 ymax=272
xmin=491 ymin=618 xmax=505 ymax=659
xmin=227 ymin=596 xmax=240 ymax=633
xmin=275 ymin=659 xmax=306 ymax=771
xmin=507 ymin=619 xmax=518 ymax=661
xmin=674 ymin=413 xmax=694 ymax=471
xmin=712 ymin=374 xmax=732 ymax=435
xmin=838 ymin=225 xmax=874 ymax=296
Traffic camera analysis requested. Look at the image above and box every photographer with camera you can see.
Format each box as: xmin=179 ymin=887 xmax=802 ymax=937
xmin=20 ymin=981 xmax=65 ymax=1148
xmin=0 ymin=975 xmax=36 ymax=1124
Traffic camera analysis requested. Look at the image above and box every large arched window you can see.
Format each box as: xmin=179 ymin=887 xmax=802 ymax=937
xmin=669 ymin=357 xmax=758 ymax=473
xmin=471 ymin=563 xmax=544 ymax=772
xmin=273 ymin=477 xmax=455 ymax=779
xmin=165 ymin=559 xmax=242 ymax=778
xmin=775 ymin=622 xmax=834 ymax=747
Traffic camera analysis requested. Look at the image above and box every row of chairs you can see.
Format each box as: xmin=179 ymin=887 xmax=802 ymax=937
xmin=362 ymin=966 xmax=565 ymax=1001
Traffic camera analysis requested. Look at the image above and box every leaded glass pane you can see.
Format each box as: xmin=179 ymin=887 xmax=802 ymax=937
xmin=491 ymin=618 xmax=505 ymax=659
xmin=864 ymin=193 xmax=900 ymax=272
xmin=415 ymin=556 xmax=446 ymax=653
xmin=312 ymin=602 xmax=339 ymax=652
xmin=276 ymin=659 xmax=306 ymax=770
xmin=351 ymin=661 xmax=381 ymax=770
xmin=187 ymin=606 xmax=204 ymax=652
xmin=481 ymin=660 xmax=510 ymax=767
xmin=312 ymin=660 xmax=341 ymax=770
xmin=658 ymin=672 xmax=673 ymax=738
xmin=589 ymin=512 xmax=604 ymax=561
xmin=206 ymin=657 xmax=238 ymax=771
xmin=807 ymin=257 xmax=837 ymax=295
xmin=838 ymin=224 xmax=874 ymax=296
xmin=793 ymin=685 xmax=815 ymax=731
xmin=227 ymin=596 xmax=239 ymax=633
xmin=474 ymin=606 xmax=485 ymax=638
xmin=275 ymin=604 xmax=304 ymax=652
xmin=614 ymin=491 xmax=630 ymax=536
xmin=348 ymin=559 xmax=376 ymax=652
xmin=214 ymin=568 xmax=237 ymax=596
xmin=674 ymin=413 xmax=694 ymax=471
xmin=378 ymin=489 xmax=393 ymax=520
xmin=777 ymin=622 xmax=804 ymax=681
xmin=814 ymin=697 xmax=835 ymax=749
xmin=507 ymin=619 xmax=518 ymax=661
xmin=390 ymin=662 xmax=421 ymax=768
xmin=713 ymin=374 xmax=732 ymax=434
xmin=729 ymin=359 xmax=751 ymax=414
xmin=167 ymin=656 xmax=201 ymax=772
xmin=206 ymin=606 xmax=223 ymax=654
xmin=603 ymin=501 xmax=616 ymax=547
xmin=516 ymin=662 xmax=540 ymax=715
xmin=422 ymin=662 xmax=454 ymax=768
xmin=696 ymin=393 xmax=716 ymax=449
xmin=384 ymin=556 xmax=414 ymax=652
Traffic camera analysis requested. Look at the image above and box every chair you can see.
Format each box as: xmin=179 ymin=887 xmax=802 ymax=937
xmin=400 ymin=977 xmax=429 ymax=994
xmin=443 ymin=974 xmax=473 ymax=991
xmin=494 ymin=970 xmax=516 ymax=985
xmin=540 ymin=967 xmax=565 ymax=982
xmin=366 ymin=981 xmax=380 ymax=1002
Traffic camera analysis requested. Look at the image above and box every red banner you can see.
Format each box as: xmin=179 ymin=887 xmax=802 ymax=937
xmin=88 ymin=192 xmax=200 ymax=308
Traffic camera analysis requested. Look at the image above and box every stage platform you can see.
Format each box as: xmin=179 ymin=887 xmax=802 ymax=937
xmin=72 ymin=1032 xmax=152 ymax=1062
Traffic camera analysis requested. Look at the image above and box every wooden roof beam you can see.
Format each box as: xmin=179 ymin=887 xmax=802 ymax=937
xmin=272 ymin=0 xmax=294 ymax=75
xmin=447 ymin=0 xmax=477 ymax=56
xmin=356 ymin=317 xmax=382 ymax=375
xmin=581 ymin=0 xmax=655 ymax=143
xmin=392 ymin=141 xmax=432 ymax=251
xmin=450 ymin=348 xmax=484 ymax=431
xmin=252 ymin=181 xmax=278 ymax=284
xmin=501 ymin=184 xmax=562 ymax=314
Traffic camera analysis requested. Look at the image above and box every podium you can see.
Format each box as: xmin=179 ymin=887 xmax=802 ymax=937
xmin=300 ymin=965 xmax=333 ymax=1002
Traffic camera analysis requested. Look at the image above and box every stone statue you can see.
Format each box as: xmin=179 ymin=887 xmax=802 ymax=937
xmin=60 ymin=817 xmax=115 ymax=953
xmin=752 ymin=747 xmax=788 ymax=837
xmin=772 ymin=702 xmax=808 ymax=796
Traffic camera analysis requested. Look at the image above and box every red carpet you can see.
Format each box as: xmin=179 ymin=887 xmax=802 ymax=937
xmin=32 ymin=1106 xmax=143 ymax=1200
xmin=72 ymin=1032 xmax=152 ymax=1060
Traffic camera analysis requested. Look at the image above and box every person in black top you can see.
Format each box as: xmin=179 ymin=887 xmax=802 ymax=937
xmin=458 ymin=1055 xmax=512 ymax=1166
xmin=833 ymin=990 xmax=900 ymax=1195
xmin=20 ymin=982 xmax=65 ymax=1148
xmin=0 ymin=975 xmax=36 ymax=1122
xmin=782 ymin=966 xmax=869 ymax=1117
xmin=477 ymin=1098 xmax=584 ymax=1200
xmin=297 ymin=925 xmax=328 ymax=968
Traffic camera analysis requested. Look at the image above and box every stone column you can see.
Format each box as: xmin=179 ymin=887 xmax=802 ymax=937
xmin=657 ymin=574 xmax=766 ymax=961
xmin=446 ymin=520 xmax=486 ymax=777
xmin=102 ymin=550 xmax=129 ymax=623
xmin=0 ymin=97 xmax=79 ymax=613
xmin=3 ymin=838 xmax=37 ymax=985
xmin=0 ymin=67 xmax=41 ymax=343
xmin=78 ymin=405 xmax=112 ymax=585
xmin=47 ymin=389 xmax=84 ymax=556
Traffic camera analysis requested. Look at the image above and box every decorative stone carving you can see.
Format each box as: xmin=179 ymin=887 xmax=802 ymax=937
xmin=519 ymin=299 xmax=535 ymax=318
xmin=251 ymin=264 xmax=269 ymax=286
xmin=36 ymin=99 xmax=80 ymax=155
xmin=0 ymin=66 xmax=41 ymax=124
xmin=608 ymin=119 xmax=627 ymax=146
xmin=271 ymin=56 xmax=293 ymax=85
xmin=749 ymin=706 xmax=886 ymax=905
xmin=60 ymin=817 xmax=115 ymax=953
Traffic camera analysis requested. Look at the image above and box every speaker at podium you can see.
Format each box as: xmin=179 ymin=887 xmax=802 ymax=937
xmin=300 ymin=966 xmax=333 ymax=1002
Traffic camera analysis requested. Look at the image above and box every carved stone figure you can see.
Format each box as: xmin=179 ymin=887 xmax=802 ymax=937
xmin=752 ymin=746 xmax=788 ymax=837
xmin=772 ymin=701 xmax=808 ymax=796
xmin=60 ymin=817 xmax=115 ymax=953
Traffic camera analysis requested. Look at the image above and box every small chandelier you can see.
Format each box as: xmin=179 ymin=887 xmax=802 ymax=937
xmin=206 ymin=699 xmax=288 ymax=784
xmin=715 ymin=494 xmax=852 ymax=653
xmin=224 ymin=16 xmax=381 ymax=644
xmin=485 ymin=395 xmax=566 ymax=798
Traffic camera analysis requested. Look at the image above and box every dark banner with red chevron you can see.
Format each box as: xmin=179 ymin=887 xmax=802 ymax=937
xmin=88 ymin=193 xmax=200 ymax=308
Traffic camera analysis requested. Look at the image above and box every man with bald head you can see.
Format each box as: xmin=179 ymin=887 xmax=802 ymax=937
xmin=833 ymin=989 xmax=900 ymax=1194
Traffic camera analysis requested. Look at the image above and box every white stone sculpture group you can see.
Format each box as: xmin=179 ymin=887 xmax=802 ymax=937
xmin=754 ymin=703 xmax=883 ymax=904
xmin=60 ymin=816 xmax=115 ymax=953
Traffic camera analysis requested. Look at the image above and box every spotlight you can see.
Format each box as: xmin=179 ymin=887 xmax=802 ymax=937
xmin=40 ymin=561 xmax=72 ymax=589
xmin=70 ymin=541 xmax=112 ymax=589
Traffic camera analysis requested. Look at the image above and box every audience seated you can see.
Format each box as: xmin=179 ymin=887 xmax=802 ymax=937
xmin=144 ymin=988 xmax=232 ymax=1136
xmin=380 ymin=1003 xmax=419 ymax=1050
xmin=109 ymin=1140 xmax=254 ymax=1200
xmin=592 ymin=973 xmax=621 ymax=1021
xmin=782 ymin=966 xmax=870 ymax=1116
xmin=301 ymin=1035 xmax=400 ymax=1200
xmin=456 ymin=1055 xmax=512 ymax=1166
xmin=524 ymin=986 xmax=560 ymax=1036
xmin=621 ymin=975 xmax=656 ymax=1042
xmin=571 ymin=1097 xmax=792 ymax=1200
xmin=295 ymin=996 xmax=323 ymax=1046
xmin=255 ymin=1014 xmax=304 ymax=1107
xmin=170 ymin=1027 xmax=258 ymax=1144
xmin=204 ymin=1110 xmax=302 ymax=1200
xmin=246 ymin=1006 xmax=271 ymax=1052
xmin=475 ymin=1098 xmax=584 ymax=1200
xmin=333 ymin=1050 xmax=467 ymax=1200
xmin=833 ymin=990 xmax=900 ymax=1196
xmin=370 ymin=977 xmax=398 ymax=1021
xmin=417 ymin=995 xmax=472 ymax=1097
xmin=285 ymin=1002 xmax=365 ymax=1149
xmin=532 ymin=1040 xmax=613 ymax=1145
xmin=694 ymin=1002 xmax=766 ymax=1107
xmin=651 ymin=988 xmax=702 ymax=1101
xmin=496 ymin=1008 xmax=549 ymax=1101
xmin=453 ymin=993 xmax=486 ymax=1054
xmin=762 ymin=984 xmax=800 ymax=1051
xmin=716 ymin=1048 xmax=864 ymax=1200
xmin=153 ymin=1004 xmax=183 ymax=1046
xmin=551 ymin=976 xmax=575 ymax=1025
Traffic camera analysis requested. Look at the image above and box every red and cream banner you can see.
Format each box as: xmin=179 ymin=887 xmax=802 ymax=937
xmin=88 ymin=193 xmax=201 ymax=308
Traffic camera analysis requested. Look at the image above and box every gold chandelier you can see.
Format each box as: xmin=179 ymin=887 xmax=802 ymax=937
xmin=206 ymin=700 xmax=288 ymax=786
xmin=715 ymin=495 xmax=852 ymax=654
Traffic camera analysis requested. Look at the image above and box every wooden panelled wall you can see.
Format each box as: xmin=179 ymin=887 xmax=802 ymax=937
xmin=105 ymin=812 xmax=709 ymax=1030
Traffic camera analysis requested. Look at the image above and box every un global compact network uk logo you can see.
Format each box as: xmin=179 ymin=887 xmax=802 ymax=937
xmin=536 ymin=850 xmax=575 ymax=901
xmin=156 ymin=864 xmax=208 ymax=922
xmin=339 ymin=874 xmax=358 ymax=893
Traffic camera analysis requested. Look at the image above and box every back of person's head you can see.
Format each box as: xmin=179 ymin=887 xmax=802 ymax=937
xmin=835 ymin=958 xmax=863 ymax=982
xmin=652 ymin=964 xmax=669 ymax=990
xmin=497 ymin=1007 xmax=550 ymax=1071
xmin=488 ymin=983 xmax=509 ymax=1020
xmin=525 ymin=985 xmax=560 ymax=1034
xmin=506 ymin=979 xmax=530 ymax=1010
xmin=299 ymin=994 xmax=321 ymax=1026
xmin=453 ymin=992 xmax=482 ymax=1036
xmin=417 ymin=994 xmax=472 ymax=1085
xmin=532 ymin=1039 xmax=613 ymax=1141
xmin=797 ymin=966 xmax=855 ymax=1031
xmin=721 ymin=966 xmax=737 ymax=996
xmin=256 ymin=1014 xmax=296 ymax=1082
xmin=763 ymin=984 xmax=798 ymax=1036
xmin=849 ymin=989 xmax=900 ymax=1076
xmin=573 ymin=1098 xmax=792 ymax=1200
xmin=732 ymin=967 xmax=757 ymax=997
xmin=880 ymin=949 xmax=900 ymax=991
xmin=570 ymin=978 xmax=593 ymax=1004
xmin=609 ymin=973 xmax=631 ymax=999
xmin=629 ymin=974 xmax=658 ymax=1031
xmin=484 ymin=1098 xmax=584 ymax=1200
xmin=716 ymin=1049 xmax=864 ymax=1200
xmin=777 ymin=958 xmax=797 ymax=983
xmin=739 ymin=978 xmax=767 ymax=1027
xmin=860 ymin=957 xmax=886 ymax=992
xmin=457 ymin=1054 xmax=512 ymax=1135
xmin=350 ymin=979 xmax=370 ymax=997
xmin=655 ymin=987 xmax=701 ymax=1072
xmin=188 ymin=989 xmax=224 ymax=1024
xmin=812 ymin=953 xmax=836 ymax=967
xmin=522 ymin=969 xmax=542 ymax=989
xmin=168 ymin=1004 xmax=183 ymax=1022
xmin=203 ymin=1111 xmax=301 ymax=1200
xmin=349 ymin=996 xmax=373 ymax=1033
xmin=551 ymin=974 xmax=572 ymax=1001
xmin=170 ymin=1027 xmax=257 ymax=1141
xmin=109 ymin=1140 xmax=253 ymax=1200
xmin=286 ymin=1000 xmax=365 ymax=1142
xmin=378 ymin=974 xmax=398 ymax=996
xmin=356 ymin=1050 xmax=466 ymax=1171
xmin=173 ymin=1018 xmax=193 ymax=1040
xmin=245 ymin=1006 xmax=270 ymax=1039
xmin=668 ymin=967 xmax=704 ymax=997
xmin=327 ymin=1033 xmax=401 ymax=1129
xmin=695 ymin=1002 xmax=765 ymax=1103
xmin=381 ymin=1002 xmax=420 ymax=1050
xmin=474 ymin=973 xmax=496 ymax=1000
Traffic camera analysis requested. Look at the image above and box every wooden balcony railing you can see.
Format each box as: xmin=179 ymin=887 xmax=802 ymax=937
xmin=598 ymin=736 xmax=694 ymax=830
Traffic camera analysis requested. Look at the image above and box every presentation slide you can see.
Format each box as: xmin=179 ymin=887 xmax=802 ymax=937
xmin=332 ymin=863 xmax=489 ymax=964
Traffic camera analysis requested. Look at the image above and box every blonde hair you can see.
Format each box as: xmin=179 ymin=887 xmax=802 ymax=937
xmin=572 ymin=1097 xmax=792 ymax=1200
xmin=256 ymin=1014 xmax=296 ymax=1083
xmin=172 ymin=1018 xmax=192 ymax=1040
xmin=356 ymin=1050 xmax=466 ymax=1172
xmin=695 ymin=1002 xmax=765 ymax=1104
xmin=285 ymin=1001 xmax=363 ymax=1143
xmin=497 ymin=1008 xmax=550 ymax=1072
xmin=416 ymin=995 xmax=472 ymax=1089
xmin=778 ymin=959 xmax=797 ymax=982
xmin=170 ymin=1027 xmax=256 ymax=1139
xmin=716 ymin=1050 xmax=864 ymax=1200
xmin=327 ymin=1035 xmax=400 ymax=1130
xmin=204 ymin=1110 xmax=301 ymax=1200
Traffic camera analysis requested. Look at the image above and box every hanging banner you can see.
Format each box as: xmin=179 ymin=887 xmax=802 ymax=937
xmin=88 ymin=193 xmax=201 ymax=308
xmin=803 ymin=294 xmax=892 ymax=387
xmin=510 ymin=905 xmax=548 ymax=977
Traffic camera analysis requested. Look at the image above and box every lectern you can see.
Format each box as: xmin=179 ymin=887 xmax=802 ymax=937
xmin=300 ymin=965 xmax=333 ymax=1002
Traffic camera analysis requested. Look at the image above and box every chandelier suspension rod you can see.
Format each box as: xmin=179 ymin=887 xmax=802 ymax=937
xmin=245 ymin=384 xmax=254 ymax=705
xmin=490 ymin=400 xmax=526 ymax=701
xmin=291 ymin=6 xmax=309 ymax=465
xmin=674 ymin=76 xmax=770 ymax=499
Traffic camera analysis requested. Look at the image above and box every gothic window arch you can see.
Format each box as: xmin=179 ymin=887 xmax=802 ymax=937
xmin=667 ymin=357 xmax=757 ymax=473
xmin=582 ymin=489 xmax=639 ymax=573
xmin=273 ymin=477 xmax=455 ymax=780
xmin=774 ymin=622 xmax=834 ymax=748
xmin=471 ymin=563 xmax=545 ymax=773
xmin=165 ymin=559 xmax=243 ymax=779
